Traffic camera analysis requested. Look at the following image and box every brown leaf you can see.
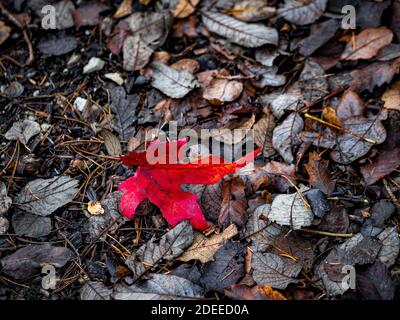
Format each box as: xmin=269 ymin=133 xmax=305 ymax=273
xmin=341 ymin=27 xmax=393 ymax=61
xmin=318 ymin=205 xmax=349 ymax=234
xmin=171 ymin=0 xmax=200 ymax=19
xmin=200 ymin=182 xmax=222 ymax=222
xmin=361 ymin=110 xmax=400 ymax=185
xmin=225 ymin=284 xmax=286 ymax=300
xmin=0 ymin=21 xmax=11 ymax=45
xmin=253 ymin=113 xmax=276 ymax=158
xmin=382 ymin=80 xmax=400 ymax=112
xmin=178 ymin=224 xmax=238 ymax=263
xmin=305 ymin=152 xmax=335 ymax=195
xmin=201 ymin=70 xmax=243 ymax=105
xmin=219 ymin=177 xmax=248 ymax=229
xmin=336 ymin=90 xmax=365 ymax=121
xmin=170 ymin=58 xmax=200 ymax=74
xmin=72 ymin=2 xmax=110 ymax=28
xmin=101 ymin=130 xmax=122 ymax=156
xmin=122 ymin=34 xmax=153 ymax=71
xmin=230 ymin=0 xmax=276 ymax=22
xmin=114 ymin=0 xmax=132 ymax=19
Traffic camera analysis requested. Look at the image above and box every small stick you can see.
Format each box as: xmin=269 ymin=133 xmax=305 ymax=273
xmin=301 ymin=228 xmax=353 ymax=238
xmin=304 ymin=113 xmax=377 ymax=144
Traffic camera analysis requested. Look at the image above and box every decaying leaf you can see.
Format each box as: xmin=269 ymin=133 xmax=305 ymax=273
xmin=113 ymin=274 xmax=204 ymax=300
xmin=304 ymin=152 xmax=335 ymax=195
xmin=225 ymin=284 xmax=286 ymax=300
xmin=0 ymin=244 xmax=73 ymax=280
xmin=202 ymin=11 xmax=278 ymax=48
xmin=268 ymin=187 xmax=313 ymax=230
xmin=122 ymin=35 xmax=153 ymax=71
xmin=15 ymin=176 xmax=79 ymax=216
xmin=253 ymin=112 xmax=276 ymax=158
xmin=101 ymin=130 xmax=122 ymax=156
xmin=80 ymin=281 xmax=112 ymax=300
xmin=0 ymin=21 xmax=11 ymax=45
xmin=200 ymin=182 xmax=222 ymax=222
xmin=151 ymin=62 xmax=199 ymax=99
xmin=272 ymin=113 xmax=304 ymax=164
xmin=219 ymin=177 xmax=248 ymax=229
xmin=5 ymin=120 xmax=41 ymax=145
xmin=11 ymin=211 xmax=52 ymax=238
xmin=114 ymin=0 xmax=132 ymax=19
xmin=202 ymin=70 xmax=243 ymax=104
xmin=382 ymin=80 xmax=400 ymax=112
xmin=171 ymin=0 xmax=200 ymax=19
xmin=37 ymin=34 xmax=78 ymax=56
xmin=209 ymin=115 xmax=255 ymax=144
xmin=72 ymin=2 xmax=109 ymax=28
xmin=341 ymin=27 xmax=393 ymax=61
xmin=0 ymin=181 xmax=12 ymax=216
xmin=200 ymin=241 xmax=245 ymax=293
xmin=231 ymin=0 xmax=276 ymax=22
xmin=178 ymin=224 xmax=238 ymax=263
xmin=278 ymin=0 xmax=327 ymax=25
xmin=377 ymin=226 xmax=400 ymax=267
xmin=125 ymin=220 xmax=194 ymax=280
xmin=251 ymin=252 xmax=301 ymax=289
xmin=109 ymin=85 xmax=139 ymax=141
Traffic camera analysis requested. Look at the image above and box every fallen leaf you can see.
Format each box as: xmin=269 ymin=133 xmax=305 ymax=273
xmin=108 ymin=84 xmax=139 ymax=141
xmin=15 ymin=176 xmax=79 ymax=216
xmin=202 ymin=11 xmax=279 ymax=48
xmin=299 ymin=19 xmax=339 ymax=56
xmin=11 ymin=211 xmax=52 ymax=238
xmin=360 ymin=110 xmax=400 ymax=185
xmin=72 ymin=2 xmax=109 ymax=28
xmin=210 ymin=115 xmax=255 ymax=144
xmin=87 ymin=201 xmax=105 ymax=216
xmin=200 ymin=242 xmax=245 ymax=293
xmin=0 ymin=217 xmax=9 ymax=235
xmin=38 ymin=34 xmax=78 ymax=56
xmin=382 ymin=80 xmax=400 ymax=111
xmin=238 ymin=61 xmax=286 ymax=88
xmin=225 ymin=284 xmax=286 ymax=300
xmin=253 ymin=112 xmax=276 ymax=158
xmin=113 ymin=274 xmax=204 ymax=300
xmin=179 ymin=224 xmax=238 ymax=263
xmin=304 ymin=152 xmax=335 ymax=195
xmin=0 ymin=181 xmax=12 ymax=216
xmin=251 ymin=252 xmax=301 ymax=289
xmin=318 ymin=205 xmax=349 ymax=234
xmin=1 ymin=81 xmax=24 ymax=98
xmin=272 ymin=113 xmax=304 ymax=164
xmin=376 ymin=43 xmax=400 ymax=61
xmin=170 ymin=58 xmax=200 ymax=74
xmin=119 ymin=138 xmax=259 ymax=230
xmin=100 ymin=130 xmax=122 ymax=156
xmin=200 ymin=182 xmax=222 ymax=222
xmin=151 ymin=62 xmax=199 ymax=99
xmin=231 ymin=0 xmax=276 ymax=22
xmin=125 ymin=220 xmax=193 ymax=280
xmin=278 ymin=0 xmax=327 ymax=25
xmin=114 ymin=0 xmax=132 ymax=19
xmin=268 ymin=187 xmax=314 ymax=230
xmin=5 ymin=120 xmax=40 ymax=145
xmin=357 ymin=261 xmax=395 ymax=300
xmin=377 ymin=226 xmax=400 ymax=267
xmin=171 ymin=0 xmax=200 ymax=19
xmin=0 ymin=21 xmax=11 ymax=45
xmin=81 ymin=282 xmax=112 ymax=300
xmin=202 ymin=70 xmax=243 ymax=104
xmin=54 ymin=0 xmax=75 ymax=30
xmin=122 ymin=34 xmax=153 ymax=71
xmin=341 ymin=27 xmax=393 ymax=61
xmin=0 ymin=244 xmax=73 ymax=280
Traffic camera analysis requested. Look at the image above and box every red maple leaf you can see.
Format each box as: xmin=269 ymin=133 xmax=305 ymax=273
xmin=118 ymin=138 xmax=259 ymax=230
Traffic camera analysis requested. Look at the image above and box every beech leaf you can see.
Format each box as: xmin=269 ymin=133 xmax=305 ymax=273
xmin=278 ymin=0 xmax=327 ymax=25
xmin=123 ymin=35 xmax=153 ymax=71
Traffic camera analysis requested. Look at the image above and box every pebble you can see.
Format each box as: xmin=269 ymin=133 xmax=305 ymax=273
xmin=83 ymin=57 xmax=105 ymax=74
xmin=73 ymin=97 xmax=88 ymax=112
xmin=104 ymin=72 xmax=124 ymax=86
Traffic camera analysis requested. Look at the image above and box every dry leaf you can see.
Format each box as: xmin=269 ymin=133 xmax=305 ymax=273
xmin=0 ymin=21 xmax=11 ymax=45
xmin=171 ymin=0 xmax=200 ymax=19
xmin=225 ymin=284 xmax=286 ymax=300
xmin=231 ymin=0 xmax=276 ymax=22
xmin=341 ymin=27 xmax=393 ymax=61
xmin=278 ymin=0 xmax=327 ymax=25
xmin=304 ymin=152 xmax=335 ymax=195
xmin=382 ymin=80 xmax=400 ymax=111
xmin=202 ymin=11 xmax=278 ymax=48
xmin=202 ymin=70 xmax=243 ymax=104
xmin=114 ymin=0 xmax=132 ymax=19
xmin=253 ymin=113 xmax=276 ymax=158
xmin=101 ymin=130 xmax=122 ymax=156
xmin=178 ymin=224 xmax=238 ymax=263
xmin=5 ymin=120 xmax=40 ymax=145
xmin=123 ymin=35 xmax=153 ymax=71
xmin=87 ymin=201 xmax=105 ymax=216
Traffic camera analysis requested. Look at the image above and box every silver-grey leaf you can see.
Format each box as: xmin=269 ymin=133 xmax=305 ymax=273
xmin=268 ymin=188 xmax=313 ymax=230
xmin=15 ymin=176 xmax=79 ymax=216
xmin=377 ymin=226 xmax=400 ymax=267
xmin=278 ymin=0 xmax=327 ymax=25
xmin=80 ymin=281 xmax=112 ymax=300
xmin=151 ymin=62 xmax=199 ymax=98
xmin=5 ymin=120 xmax=41 ymax=145
xmin=123 ymin=34 xmax=153 ymax=71
xmin=0 ymin=181 xmax=12 ymax=216
xmin=113 ymin=274 xmax=204 ymax=300
xmin=12 ymin=211 xmax=52 ymax=238
xmin=272 ymin=113 xmax=304 ymax=163
xmin=202 ymin=11 xmax=279 ymax=48
xmin=125 ymin=220 xmax=194 ymax=281
xmin=252 ymin=252 xmax=301 ymax=289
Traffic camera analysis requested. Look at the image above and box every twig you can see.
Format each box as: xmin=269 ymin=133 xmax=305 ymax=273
xmin=305 ymin=113 xmax=377 ymax=144
xmin=0 ymin=3 xmax=34 ymax=65
xmin=301 ymin=228 xmax=353 ymax=238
